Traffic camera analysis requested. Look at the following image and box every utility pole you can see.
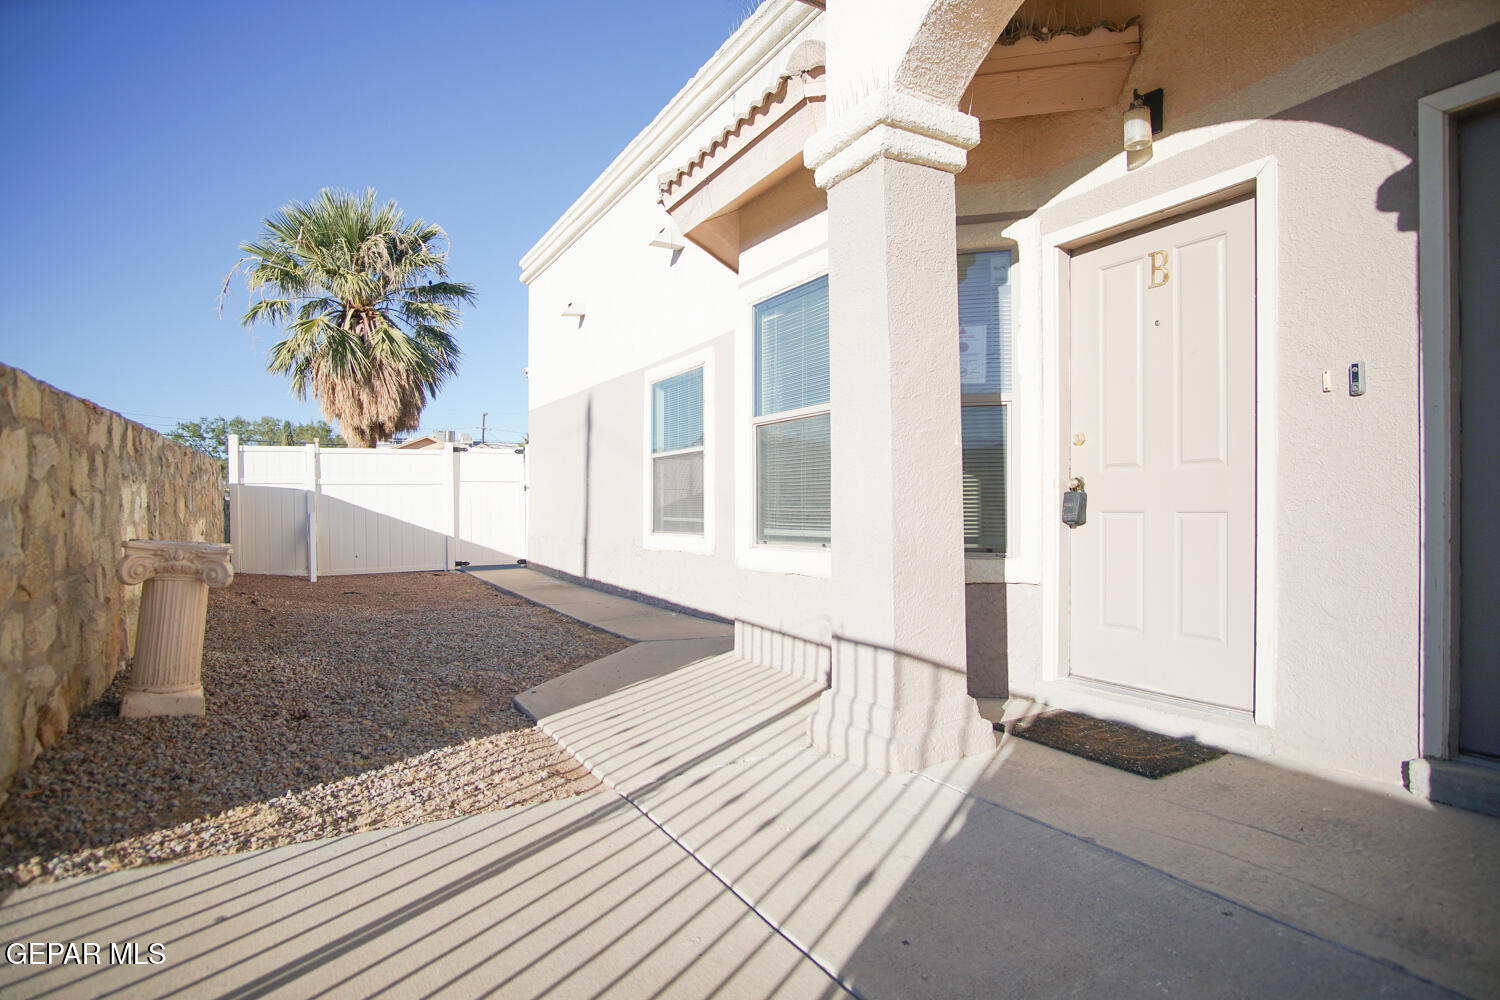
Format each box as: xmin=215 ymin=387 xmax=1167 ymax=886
xmin=480 ymin=412 xmax=487 ymax=445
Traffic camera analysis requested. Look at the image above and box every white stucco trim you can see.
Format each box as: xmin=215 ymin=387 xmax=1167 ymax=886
xmin=954 ymin=229 xmax=1038 ymax=586
xmin=1029 ymin=676 xmax=1271 ymax=758
xmin=1040 ymin=156 xmax=1282 ymax=739
xmin=812 ymin=125 xmax=972 ymax=191
xmin=806 ymin=88 xmax=979 ymax=167
xmin=804 ymin=88 xmax=980 ymax=190
xmin=519 ymin=0 xmax=818 ymax=285
xmin=735 ymin=249 xmax=832 ymax=579
xmin=1416 ymin=69 xmax=1500 ymax=761
xmin=1040 ymin=222 xmax=1065 ymax=706
xmin=642 ymin=346 xmax=716 ymax=555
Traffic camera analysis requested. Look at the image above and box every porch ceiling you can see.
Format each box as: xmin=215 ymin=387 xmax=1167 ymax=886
xmin=963 ymin=17 xmax=1141 ymax=121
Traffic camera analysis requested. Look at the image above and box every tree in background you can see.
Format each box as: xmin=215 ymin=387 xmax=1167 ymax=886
xmin=227 ymin=188 xmax=476 ymax=446
xmin=169 ymin=415 xmax=346 ymax=468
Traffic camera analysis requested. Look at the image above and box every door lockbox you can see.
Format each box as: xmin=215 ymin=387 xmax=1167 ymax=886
xmin=1062 ymin=477 xmax=1087 ymax=527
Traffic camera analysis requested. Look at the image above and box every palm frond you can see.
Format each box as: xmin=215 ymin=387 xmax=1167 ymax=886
xmin=232 ymin=186 xmax=475 ymax=445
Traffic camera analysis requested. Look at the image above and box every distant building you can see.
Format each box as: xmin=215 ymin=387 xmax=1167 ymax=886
xmin=394 ymin=431 xmax=474 ymax=450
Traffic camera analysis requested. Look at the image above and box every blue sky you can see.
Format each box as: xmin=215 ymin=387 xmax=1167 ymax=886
xmin=0 ymin=0 xmax=756 ymax=444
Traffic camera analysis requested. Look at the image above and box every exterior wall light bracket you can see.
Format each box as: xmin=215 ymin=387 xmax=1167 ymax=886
xmin=648 ymin=224 xmax=685 ymax=252
xmin=1124 ymin=88 xmax=1164 ymax=152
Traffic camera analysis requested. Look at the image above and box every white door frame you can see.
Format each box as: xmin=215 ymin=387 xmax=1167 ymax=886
xmin=1037 ymin=157 xmax=1280 ymax=754
xmin=1418 ymin=70 xmax=1500 ymax=761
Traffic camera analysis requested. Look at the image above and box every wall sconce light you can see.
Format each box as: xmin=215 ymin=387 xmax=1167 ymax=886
xmin=1124 ymin=88 xmax=1164 ymax=153
xmin=560 ymin=300 xmax=586 ymax=319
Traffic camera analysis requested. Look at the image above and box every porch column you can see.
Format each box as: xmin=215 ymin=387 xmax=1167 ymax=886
xmin=804 ymin=91 xmax=994 ymax=772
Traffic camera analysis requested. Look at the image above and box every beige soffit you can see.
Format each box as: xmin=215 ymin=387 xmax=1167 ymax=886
xmin=657 ymin=48 xmax=826 ymax=273
xmin=963 ymin=17 xmax=1141 ymax=121
xmin=518 ymin=0 xmax=819 ymax=285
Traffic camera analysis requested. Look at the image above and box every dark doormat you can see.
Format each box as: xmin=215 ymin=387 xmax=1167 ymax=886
xmin=1003 ymin=710 xmax=1227 ymax=778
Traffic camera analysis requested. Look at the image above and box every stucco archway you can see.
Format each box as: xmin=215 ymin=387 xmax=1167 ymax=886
xmin=894 ymin=0 xmax=1024 ymax=106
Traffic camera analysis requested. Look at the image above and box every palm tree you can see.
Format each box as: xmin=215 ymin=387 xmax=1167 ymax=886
xmin=230 ymin=188 xmax=476 ymax=446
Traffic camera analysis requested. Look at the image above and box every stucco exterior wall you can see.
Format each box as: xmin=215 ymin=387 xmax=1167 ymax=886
xmin=529 ymin=326 xmax=835 ymax=646
xmin=957 ymin=6 xmax=1500 ymax=782
xmin=966 ymin=0 xmax=1436 ymax=186
xmin=526 ymin=8 xmax=827 ymax=411
xmin=528 ymin=174 xmax=838 ymax=649
xmin=965 ymin=582 xmax=1041 ymax=699
xmin=526 ymin=172 xmax=741 ymax=415
xmin=525 ymin=8 xmax=835 ymax=646
xmin=524 ymin=0 xmax=1500 ymax=784
xmin=0 ymin=364 xmax=223 ymax=802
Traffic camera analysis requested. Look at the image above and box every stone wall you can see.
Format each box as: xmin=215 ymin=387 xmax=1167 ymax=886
xmin=0 ymin=364 xmax=223 ymax=803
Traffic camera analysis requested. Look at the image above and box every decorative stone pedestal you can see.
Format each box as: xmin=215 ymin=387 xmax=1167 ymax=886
xmin=116 ymin=540 xmax=234 ymax=718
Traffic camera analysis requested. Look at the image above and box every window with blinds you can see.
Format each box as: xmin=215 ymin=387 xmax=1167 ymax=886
xmin=754 ymin=277 xmax=830 ymax=546
xmin=757 ymin=413 xmax=830 ymax=543
xmin=961 ymin=405 xmax=1006 ymax=552
xmin=650 ymin=366 xmax=704 ymax=534
xmin=959 ymin=249 xmax=1013 ymax=554
xmin=756 ymin=276 xmax=830 ymax=416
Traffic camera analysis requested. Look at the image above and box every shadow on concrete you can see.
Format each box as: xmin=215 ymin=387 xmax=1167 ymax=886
xmin=838 ymin=744 xmax=1500 ymax=998
xmin=0 ymin=660 xmax=850 ymax=998
xmin=535 ymin=651 xmax=1500 ymax=998
xmin=3 ymin=649 xmax=1497 ymax=996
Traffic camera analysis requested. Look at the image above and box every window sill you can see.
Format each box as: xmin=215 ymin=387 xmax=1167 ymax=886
xmin=737 ymin=542 xmax=830 ymax=578
xmin=643 ymin=531 xmax=714 ymax=555
xmin=965 ymin=553 xmax=1039 ymax=585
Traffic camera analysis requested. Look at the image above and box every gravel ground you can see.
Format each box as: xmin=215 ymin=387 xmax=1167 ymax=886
xmin=0 ymin=571 xmax=629 ymax=888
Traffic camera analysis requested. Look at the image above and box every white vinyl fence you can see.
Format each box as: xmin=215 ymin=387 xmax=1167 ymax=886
xmin=227 ymin=436 xmax=526 ymax=578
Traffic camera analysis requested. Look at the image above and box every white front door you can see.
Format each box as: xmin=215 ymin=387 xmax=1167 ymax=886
xmin=1067 ymin=197 xmax=1256 ymax=711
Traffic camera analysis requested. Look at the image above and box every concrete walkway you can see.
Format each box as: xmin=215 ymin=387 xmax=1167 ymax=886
xmin=3 ymin=570 xmax=1497 ymax=998
xmin=467 ymin=566 xmax=736 ymax=724
xmin=465 ymin=566 xmax=734 ymax=643
xmin=519 ymin=651 xmax=1500 ymax=999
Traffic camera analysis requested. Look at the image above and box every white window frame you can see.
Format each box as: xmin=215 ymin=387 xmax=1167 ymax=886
xmin=642 ymin=346 xmax=714 ymax=554
xmin=1417 ymin=69 xmax=1500 ymax=760
xmin=736 ymin=253 xmax=832 ymax=577
xmin=958 ymin=224 xmax=1035 ymax=584
xmin=957 ymin=244 xmax=1019 ymax=572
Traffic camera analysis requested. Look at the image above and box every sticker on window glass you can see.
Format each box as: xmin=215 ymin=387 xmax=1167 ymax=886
xmin=959 ymin=324 xmax=988 ymax=385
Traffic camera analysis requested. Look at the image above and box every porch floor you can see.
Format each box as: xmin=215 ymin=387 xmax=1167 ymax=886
xmin=2 ymin=571 xmax=1495 ymax=998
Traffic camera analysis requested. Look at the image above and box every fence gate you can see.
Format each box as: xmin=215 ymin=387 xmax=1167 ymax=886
xmin=227 ymin=437 xmax=527 ymax=577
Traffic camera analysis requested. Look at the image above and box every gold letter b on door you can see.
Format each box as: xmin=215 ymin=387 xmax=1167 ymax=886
xmin=1148 ymin=250 xmax=1170 ymax=288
